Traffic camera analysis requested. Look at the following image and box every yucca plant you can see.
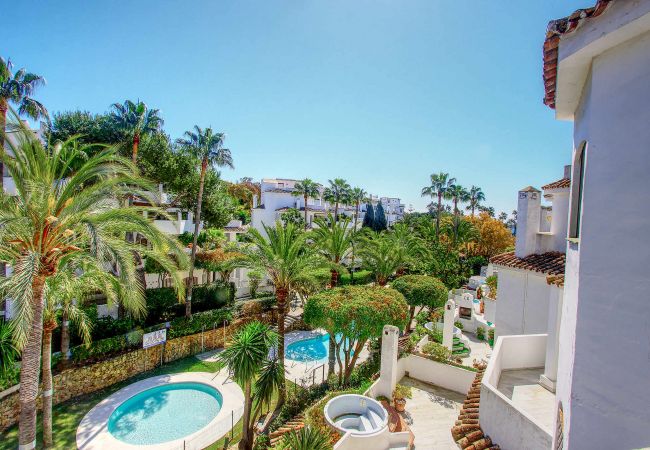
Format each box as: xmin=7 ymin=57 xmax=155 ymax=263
xmin=0 ymin=117 xmax=187 ymax=448
xmin=276 ymin=427 xmax=332 ymax=450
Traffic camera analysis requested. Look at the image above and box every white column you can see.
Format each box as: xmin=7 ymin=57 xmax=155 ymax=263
xmin=376 ymin=325 xmax=400 ymax=399
xmin=443 ymin=299 xmax=456 ymax=350
xmin=541 ymin=285 xmax=563 ymax=392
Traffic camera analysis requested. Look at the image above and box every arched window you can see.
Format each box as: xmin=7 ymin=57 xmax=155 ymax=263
xmin=569 ymin=142 xmax=587 ymax=239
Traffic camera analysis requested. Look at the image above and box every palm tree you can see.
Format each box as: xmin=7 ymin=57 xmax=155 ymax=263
xmin=448 ymin=184 xmax=469 ymax=216
xmin=349 ymin=187 xmax=367 ymax=230
xmin=323 ymin=178 xmax=351 ymax=223
xmin=311 ymin=215 xmax=354 ymax=376
xmin=0 ymin=321 xmax=17 ymax=376
xmin=176 ymin=126 xmax=233 ymax=318
xmin=0 ymin=57 xmax=48 ymax=282
xmin=250 ymin=357 xmax=283 ymax=431
xmin=291 ymin=178 xmax=320 ymax=229
xmin=217 ymin=321 xmax=278 ymax=450
xmin=276 ymin=427 xmax=331 ymax=450
xmin=391 ymin=222 xmax=424 ymax=275
xmin=466 ymin=185 xmax=486 ymax=217
xmin=421 ymin=172 xmax=455 ymax=240
xmin=110 ymin=99 xmax=163 ymax=164
xmin=242 ymin=221 xmax=322 ymax=403
xmin=0 ymin=121 xmax=187 ymax=448
xmin=356 ymin=231 xmax=402 ymax=286
xmin=41 ymin=262 xmax=120 ymax=446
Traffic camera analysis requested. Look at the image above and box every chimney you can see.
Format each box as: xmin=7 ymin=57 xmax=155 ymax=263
xmin=563 ymin=164 xmax=571 ymax=179
xmin=515 ymin=186 xmax=541 ymax=258
xmin=252 ymin=194 xmax=258 ymax=208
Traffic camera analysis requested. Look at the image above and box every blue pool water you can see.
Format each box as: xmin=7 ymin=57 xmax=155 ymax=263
xmin=108 ymin=382 xmax=223 ymax=445
xmin=286 ymin=333 xmax=351 ymax=362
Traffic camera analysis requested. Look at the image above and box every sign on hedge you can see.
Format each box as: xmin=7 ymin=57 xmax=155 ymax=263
xmin=143 ymin=329 xmax=167 ymax=349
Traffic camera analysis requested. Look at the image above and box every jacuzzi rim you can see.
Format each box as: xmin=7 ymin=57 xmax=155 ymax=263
xmin=323 ymin=394 xmax=389 ymax=436
xmin=76 ymin=372 xmax=244 ymax=450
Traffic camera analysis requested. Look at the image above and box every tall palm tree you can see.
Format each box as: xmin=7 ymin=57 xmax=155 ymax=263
xmin=391 ymin=222 xmax=424 ymax=276
xmin=323 ymin=178 xmax=351 ymax=223
xmin=110 ymin=99 xmax=163 ymax=164
xmin=421 ymin=172 xmax=455 ymax=240
xmin=41 ymin=261 xmax=120 ymax=446
xmin=0 ymin=121 xmax=187 ymax=448
xmin=466 ymin=185 xmax=486 ymax=217
xmin=291 ymin=178 xmax=320 ymax=229
xmin=356 ymin=231 xmax=402 ymax=286
xmin=311 ymin=215 xmax=354 ymax=376
xmin=0 ymin=57 xmax=48 ymax=282
xmin=448 ymin=184 xmax=469 ymax=216
xmin=176 ymin=126 xmax=233 ymax=318
xmin=217 ymin=321 xmax=278 ymax=450
xmin=242 ymin=221 xmax=322 ymax=403
xmin=348 ymin=187 xmax=367 ymax=230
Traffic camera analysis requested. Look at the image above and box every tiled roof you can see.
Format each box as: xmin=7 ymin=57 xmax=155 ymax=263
xmin=543 ymin=0 xmax=614 ymax=109
xmin=491 ymin=251 xmax=565 ymax=275
xmin=223 ymin=226 xmax=247 ymax=232
xmin=547 ymin=274 xmax=565 ymax=287
xmin=520 ymin=186 xmax=540 ymax=193
xmin=451 ymin=362 xmax=500 ymax=450
xmin=542 ymin=177 xmax=571 ymax=190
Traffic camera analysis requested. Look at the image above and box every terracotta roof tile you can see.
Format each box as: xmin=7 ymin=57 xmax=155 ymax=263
xmin=543 ymin=0 xmax=614 ymax=109
xmin=491 ymin=251 xmax=565 ymax=275
xmin=451 ymin=362 xmax=500 ymax=450
xmin=547 ymin=274 xmax=565 ymax=287
xmin=223 ymin=226 xmax=247 ymax=232
xmin=542 ymin=178 xmax=571 ymax=190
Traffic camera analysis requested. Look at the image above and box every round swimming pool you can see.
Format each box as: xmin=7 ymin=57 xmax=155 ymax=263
xmin=108 ymin=382 xmax=223 ymax=445
xmin=286 ymin=332 xmax=350 ymax=362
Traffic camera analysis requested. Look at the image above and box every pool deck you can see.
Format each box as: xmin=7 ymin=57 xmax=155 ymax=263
xmin=76 ymin=371 xmax=244 ymax=450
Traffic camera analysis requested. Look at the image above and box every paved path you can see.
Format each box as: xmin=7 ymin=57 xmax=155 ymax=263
xmin=461 ymin=332 xmax=492 ymax=366
xmin=399 ymin=376 xmax=465 ymax=449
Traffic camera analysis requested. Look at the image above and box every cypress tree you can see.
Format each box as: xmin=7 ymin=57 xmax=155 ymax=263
xmin=362 ymin=203 xmax=375 ymax=228
xmin=374 ymin=203 xmax=388 ymax=231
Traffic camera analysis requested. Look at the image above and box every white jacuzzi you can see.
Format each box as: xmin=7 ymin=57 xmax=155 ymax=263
xmin=324 ymin=394 xmax=388 ymax=436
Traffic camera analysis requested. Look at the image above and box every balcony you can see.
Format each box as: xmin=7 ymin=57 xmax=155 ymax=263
xmin=480 ymin=334 xmax=554 ymax=450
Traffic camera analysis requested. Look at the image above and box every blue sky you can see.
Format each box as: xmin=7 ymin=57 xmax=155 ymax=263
xmin=3 ymin=1 xmax=589 ymax=215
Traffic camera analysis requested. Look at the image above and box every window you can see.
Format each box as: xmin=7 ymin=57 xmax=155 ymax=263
xmin=569 ymin=142 xmax=587 ymax=239
xmin=459 ymin=307 xmax=472 ymax=320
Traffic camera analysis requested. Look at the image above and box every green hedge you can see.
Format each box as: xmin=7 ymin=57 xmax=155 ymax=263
xmin=339 ymin=270 xmax=373 ymax=286
xmin=145 ymin=284 xmax=231 ymax=325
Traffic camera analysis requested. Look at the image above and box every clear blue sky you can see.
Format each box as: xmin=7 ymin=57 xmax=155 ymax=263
xmin=3 ymin=0 xmax=590 ymax=215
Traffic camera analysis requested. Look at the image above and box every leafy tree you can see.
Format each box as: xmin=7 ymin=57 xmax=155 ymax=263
xmin=241 ymin=221 xmax=323 ymax=403
xmin=466 ymin=212 xmax=515 ymax=257
xmin=421 ymin=172 xmax=455 ymax=240
xmin=498 ymin=211 xmax=508 ymax=222
xmin=323 ymin=178 xmax=351 ymax=223
xmin=373 ymin=203 xmax=388 ymax=231
xmin=391 ymin=275 xmax=447 ymax=332
xmin=110 ymin=99 xmax=163 ymax=164
xmin=46 ymin=110 xmax=122 ymax=148
xmin=0 ymin=123 xmax=187 ymax=447
xmin=216 ymin=321 xmax=278 ymax=450
xmin=176 ymin=126 xmax=234 ymax=317
xmin=0 ymin=57 xmax=48 ymax=281
xmin=292 ymin=178 xmax=320 ymax=229
xmin=280 ymin=208 xmax=306 ymax=229
xmin=478 ymin=205 xmax=495 ymax=218
xmin=304 ymin=285 xmax=408 ymax=385
xmin=466 ymin=185 xmax=486 ymax=217
xmin=362 ymin=203 xmax=375 ymax=229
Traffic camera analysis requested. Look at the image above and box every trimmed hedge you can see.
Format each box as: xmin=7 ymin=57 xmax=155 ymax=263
xmin=339 ymin=270 xmax=373 ymax=286
xmin=144 ymin=284 xmax=231 ymax=325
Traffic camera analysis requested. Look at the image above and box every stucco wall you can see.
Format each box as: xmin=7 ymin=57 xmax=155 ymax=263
xmin=0 ymin=320 xmax=245 ymax=431
xmin=556 ymin=25 xmax=650 ymax=450
xmin=494 ymin=268 xmax=551 ymax=338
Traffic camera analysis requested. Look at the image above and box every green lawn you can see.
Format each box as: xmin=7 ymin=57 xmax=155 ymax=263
xmin=0 ymin=357 xmax=223 ymax=450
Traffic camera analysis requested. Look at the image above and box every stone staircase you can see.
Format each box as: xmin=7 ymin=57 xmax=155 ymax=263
xmin=269 ymin=414 xmax=305 ymax=447
xmin=450 ymin=363 xmax=499 ymax=450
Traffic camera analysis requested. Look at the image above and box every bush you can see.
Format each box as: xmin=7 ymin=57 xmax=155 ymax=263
xmin=454 ymin=321 xmax=464 ymax=330
xmin=476 ymin=326 xmax=485 ymax=340
xmin=466 ymin=255 xmax=488 ymax=276
xmin=422 ymin=341 xmax=452 ymax=362
xmin=486 ymin=275 xmax=498 ymax=299
xmin=415 ymin=310 xmax=429 ymax=326
xmin=339 ymin=270 xmax=373 ymax=286
xmin=488 ymin=328 xmax=495 ymax=345
xmin=92 ymin=316 xmax=139 ymax=341
xmin=393 ymin=384 xmax=413 ymax=400
xmin=167 ymin=308 xmax=234 ymax=339
xmin=145 ymin=284 xmax=230 ymax=325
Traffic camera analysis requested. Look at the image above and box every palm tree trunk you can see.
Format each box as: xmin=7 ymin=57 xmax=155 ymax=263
xmin=275 ymin=287 xmax=287 ymax=405
xmin=436 ymin=193 xmax=442 ymax=240
xmin=303 ymin=194 xmax=308 ymax=229
xmin=239 ymin=382 xmax=253 ymax=450
xmin=334 ymin=201 xmax=339 ymax=223
xmin=327 ymin=269 xmax=339 ymax=377
xmin=42 ymin=319 xmax=57 ymax=448
xmin=60 ymin=310 xmax=70 ymax=366
xmin=19 ymin=275 xmax=46 ymax=449
xmin=0 ymin=102 xmax=7 ymax=287
xmin=186 ymin=159 xmax=208 ymax=318
xmin=132 ymin=132 xmax=140 ymax=165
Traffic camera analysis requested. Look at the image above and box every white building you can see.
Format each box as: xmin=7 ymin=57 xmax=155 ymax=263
xmin=250 ymin=177 xmax=403 ymax=233
xmin=480 ymin=2 xmax=650 ymax=449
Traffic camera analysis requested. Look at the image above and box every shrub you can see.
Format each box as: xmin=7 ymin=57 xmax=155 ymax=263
xmin=393 ymin=384 xmax=413 ymax=400
xmin=247 ymin=270 xmax=263 ymax=298
xmin=415 ymin=310 xmax=429 ymax=326
xmin=92 ymin=316 xmax=139 ymax=341
xmin=476 ymin=326 xmax=485 ymax=340
xmin=454 ymin=321 xmax=464 ymax=330
xmin=488 ymin=328 xmax=495 ymax=345
xmin=486 ymin=275 xmax=498 ymax=299
xmin=339 ymin=270 xmax=373 ymax=286
xmin=422 ymin=341 xmax=452 ymax=362
xmin=167 ymin=308 xmax=234 ymax=339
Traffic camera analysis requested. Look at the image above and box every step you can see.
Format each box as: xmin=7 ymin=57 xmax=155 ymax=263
xmin=367 ymin=409 xmax=383 ymax=428
xmin=359 ymin=415 xmax=372 ymax=431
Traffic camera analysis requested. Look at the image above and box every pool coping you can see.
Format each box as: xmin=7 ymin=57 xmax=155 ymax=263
xmin=76 ymin=371 xmax=244 ymax=450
